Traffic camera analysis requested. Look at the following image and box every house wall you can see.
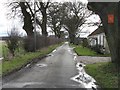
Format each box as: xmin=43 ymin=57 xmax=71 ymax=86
xmin=88 ymin=33 xmax=110 ymax=53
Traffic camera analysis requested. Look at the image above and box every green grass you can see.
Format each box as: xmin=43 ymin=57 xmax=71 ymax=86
xmin=70 ymin=44 xmax=111 ymax=57
xmin=1 ymin=43 xmax=62 ymax=76
xmin=0 ymin=42 xmax=8 ymax=58
xmin=85 ymin=62 xmax=118 ymax=88
xmin=1 ymin=42 xmax=26 ymax=59
xmin=71 ymin=44 xmax=98 ymax=56
xmin=0 ymin=42 xmax=2 ymax=54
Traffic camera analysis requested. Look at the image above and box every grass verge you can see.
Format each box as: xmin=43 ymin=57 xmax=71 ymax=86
xmin=85 ymin=62 xmax=118 ymax=88
xmin=70 ymin=44 xmax=110 ymax=57
xmin=0 ymin=42 xmax=8 ymax=58
xmin=70 ymin=44 xmax=98 ymax=56
xmin=1 ymin=43 xmax=62 ymax=76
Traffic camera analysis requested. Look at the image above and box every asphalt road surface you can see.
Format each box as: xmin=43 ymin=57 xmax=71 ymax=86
xmin=2 ymin=42 xmax=86 ymax=88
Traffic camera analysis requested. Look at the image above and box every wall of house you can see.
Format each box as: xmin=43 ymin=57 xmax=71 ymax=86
xmin=98 ymin=33 xmax=104 ymax=46
xmin=88 ymin=33 xmax=110 ymax=54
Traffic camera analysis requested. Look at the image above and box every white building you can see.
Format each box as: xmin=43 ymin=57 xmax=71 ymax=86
xmin=87 ymin=27 xmax=110 ymax=53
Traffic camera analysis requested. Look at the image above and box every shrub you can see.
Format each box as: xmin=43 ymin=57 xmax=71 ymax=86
xmin=6 ymin=27 xmax=20 ymax=57
xmin=90 ymin=44 xmax=104 ymax=54
xmin=82 ymin=39 xmax=89 ymax=48
xmin=23 ymin=36 xmax=35 ymax=52
xmin=23 ymin=35 xmax=63 ymax=52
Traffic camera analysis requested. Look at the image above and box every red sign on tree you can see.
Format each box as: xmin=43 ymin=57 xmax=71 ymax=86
xmin=108 ymin=14 xmax=114 ymax=24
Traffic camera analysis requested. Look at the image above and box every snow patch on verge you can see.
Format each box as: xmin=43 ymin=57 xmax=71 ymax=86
xmin=74 ymin=56 xmax=77 ymax=61
xmin=71 ymin=62 xmax=98 ymax=89
xmin=52 ymin=49 xmax=56 ymax=53
xmin=73 ymin=53 xmax=77 ymax=61
xmin=0 ymin=57 xmax=3 ymax=60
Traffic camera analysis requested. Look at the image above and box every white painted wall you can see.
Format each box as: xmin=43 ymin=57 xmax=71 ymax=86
xmin=88 ymin=33 xmax=110 ymax=53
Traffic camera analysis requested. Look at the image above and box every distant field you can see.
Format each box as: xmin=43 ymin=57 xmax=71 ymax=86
xmin=0 ymin=41 xmax=8 ymax=58
xmin=0 ymin=41 xmax=5 ymax=57
xmin=0 ymin=42 xmax=2 ymax=56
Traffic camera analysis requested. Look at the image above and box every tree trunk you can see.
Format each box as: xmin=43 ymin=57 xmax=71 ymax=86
xmin=19 ymin=2 xmax=34 ymax=36
xmin=118 ymin=2 xmax=120 ymax=65
xmin=118 ymin=2 xmax=120 ymax=88
xmin=69 ymin=32 xmax=75 ymax=44
xmin=41 ymin=9 xmax=48 ymax=36
xmin=56 ymin=29 xmax=61 ymax=38
xmin=102 ymin=3 xmax=118 ymax=64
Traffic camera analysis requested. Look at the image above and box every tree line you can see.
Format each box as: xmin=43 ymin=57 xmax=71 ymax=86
xmin=7 ymin=1 xmax=95 ymax=43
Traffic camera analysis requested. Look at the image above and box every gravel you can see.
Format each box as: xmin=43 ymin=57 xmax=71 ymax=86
xmin=77 ymin=56 xmax=111 ymax=64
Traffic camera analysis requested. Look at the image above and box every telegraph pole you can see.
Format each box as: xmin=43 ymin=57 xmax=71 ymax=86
xmin=34 ymin=0 xmax=37 ymax=51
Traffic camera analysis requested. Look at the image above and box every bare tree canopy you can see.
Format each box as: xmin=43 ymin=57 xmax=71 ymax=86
xmin=7 ymin=1 xmax=99 ymax=43
xmin=61 ymin=2 xmax=93 ymax=43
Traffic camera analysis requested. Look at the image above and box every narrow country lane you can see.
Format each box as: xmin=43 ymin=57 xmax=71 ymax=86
xmin=2 ymin=42 xmax=86 ymax=88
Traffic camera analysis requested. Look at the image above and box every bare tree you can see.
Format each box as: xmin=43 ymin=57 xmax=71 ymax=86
xmin=36 ymin=1 xmax=50 ymax=36
xmin=6 ymin=1 xmax=34 ymax=37
xmin=62 ymin=2 xmax=93 ymax=44
xmin=7 ymin=0 xmax=50 ymax=37
xmin=19 ymin=2 xmax=34 ymax=36
xmin=47 ymin=2 xmax=64 ymax=38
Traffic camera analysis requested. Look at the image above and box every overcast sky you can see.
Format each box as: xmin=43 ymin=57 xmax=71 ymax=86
xmin=0 ymin=1 xmax=8 ymax=37
xmin=0 ymin=0 xmax=100 ymax=38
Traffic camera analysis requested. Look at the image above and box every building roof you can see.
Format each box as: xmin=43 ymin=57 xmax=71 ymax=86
xmin=88 ymin=27 xmax=104 ymax=37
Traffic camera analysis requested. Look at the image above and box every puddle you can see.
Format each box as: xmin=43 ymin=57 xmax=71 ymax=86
xmin=71 ymin=62 xmax=98 ymax=89
xmin=36 ymin=63 xmax=47 ymax=67
xmin=3 ymin=82 xmax=44 ymax=88
xmin=47 ymin=54 xmax=53 ymax=57
xmin=68 ymin=49 xmax=71 ymax=52
xmin=67 ymin=48 xmax=73 ymax=55
xmin=68 ymin=48 xmax=72 ymax=52
xmin=23 ymin=82 xmax=44 ymax=88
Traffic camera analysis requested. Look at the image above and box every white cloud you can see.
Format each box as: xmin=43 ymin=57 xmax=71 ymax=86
xmin=0 ymin=1 xmax=25 ymax=37
xmin=0 ymin=2 xmax=8 ymax=37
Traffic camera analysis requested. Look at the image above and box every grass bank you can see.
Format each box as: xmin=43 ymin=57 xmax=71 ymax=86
xmin=1 ymin=43 xmax=62 ymax=76
xmin=85 ymin=62 xmax=118 ymax=88
xmin=0 ymin=41 xmax=8 ymax=57
xmin=70 ymin=44 xmax=110 ymax=57
xmin=70 ymin=44 xmax=98 ymax=56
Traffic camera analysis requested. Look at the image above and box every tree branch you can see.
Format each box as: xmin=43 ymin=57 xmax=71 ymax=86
xmin=26 ymin=2 xmax=34 ymax=17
